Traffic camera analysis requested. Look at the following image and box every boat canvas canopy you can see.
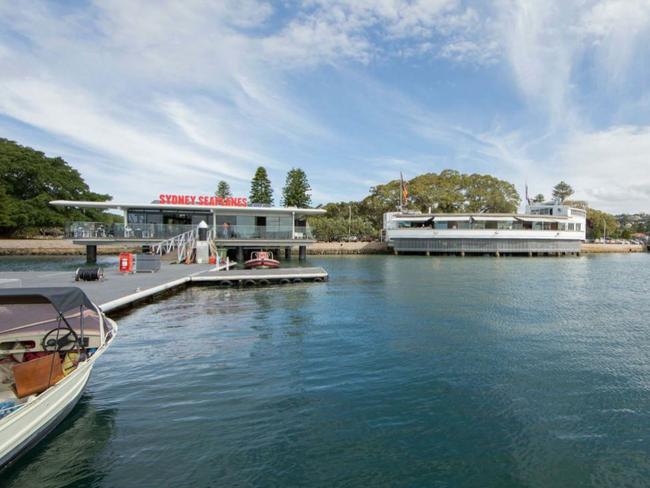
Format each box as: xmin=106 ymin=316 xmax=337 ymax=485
xmin=471 ymin=216 xmax=516 ymax=222
xmin=0 ymin=287 xmax=95 ymax=312
xmin=432 ymin=216 xmax=472 ymax=222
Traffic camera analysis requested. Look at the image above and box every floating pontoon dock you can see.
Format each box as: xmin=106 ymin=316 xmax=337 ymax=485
xmin=0 ymin=263 xmax=328 ymax=314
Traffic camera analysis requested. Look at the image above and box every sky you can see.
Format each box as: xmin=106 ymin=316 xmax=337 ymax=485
xmin=1 ymin=0 xmax=650 ymax=213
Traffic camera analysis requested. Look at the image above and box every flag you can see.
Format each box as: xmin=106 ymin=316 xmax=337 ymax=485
xmin=400 ymin=172 xmax=409 ymax=209
xmin=402 ymin=178 xmax=409 ymax=204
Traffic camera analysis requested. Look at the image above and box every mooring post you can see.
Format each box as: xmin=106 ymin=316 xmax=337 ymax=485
xmin=236 ymin=246 xmax=244 ymax=264
xmin=285 ymin=247 xmax=292 ymax=259
xmin=298 ymin=245 xmax=307 ymax=261
xmin=460 ymin=251 xmax=465 ymax=257
xmin=495 ymin=250 xmax=500 ymax=257
xmin=86 ymin=244 xmax=97 ymax=264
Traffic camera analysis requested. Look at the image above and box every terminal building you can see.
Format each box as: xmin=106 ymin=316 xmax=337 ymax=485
xmin=50 ymin=194 xmax=325 ymax=263
xmin=383 ymin=200 xmax=587 ymax=256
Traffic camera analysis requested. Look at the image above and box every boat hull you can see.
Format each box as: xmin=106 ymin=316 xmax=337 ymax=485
xmin=244 ymin=259 xmax=280 ymax=269
xmin=0 ymin=321 xmax=116 ymax=471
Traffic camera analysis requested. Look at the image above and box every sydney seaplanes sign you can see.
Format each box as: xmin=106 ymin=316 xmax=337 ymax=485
xmin=158 ymin=194 xmax=248 ymax=207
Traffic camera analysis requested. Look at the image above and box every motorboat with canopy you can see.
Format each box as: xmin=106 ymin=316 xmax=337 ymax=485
xmin=0 ymin=287 xmax=117 ymax=470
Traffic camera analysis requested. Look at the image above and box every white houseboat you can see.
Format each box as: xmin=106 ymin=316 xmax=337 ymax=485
xmin=383 ymin=201 xmax=586 ymax=255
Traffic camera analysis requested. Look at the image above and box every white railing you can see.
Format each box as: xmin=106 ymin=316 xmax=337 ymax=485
xmin=153 ymin=227 xmax=199 ymax=262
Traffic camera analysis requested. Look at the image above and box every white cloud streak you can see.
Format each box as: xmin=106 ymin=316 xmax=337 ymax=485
xmin=0 ymin=0 xmax=650 ymax=212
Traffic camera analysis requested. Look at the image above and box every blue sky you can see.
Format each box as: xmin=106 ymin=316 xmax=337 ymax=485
xmin=1 ymin=0 xmax=650 ymax=213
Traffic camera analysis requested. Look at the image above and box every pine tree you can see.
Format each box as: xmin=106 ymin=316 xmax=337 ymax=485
xmin=249 ymin=167 xmax=274 ymax=205
xmin=552 ymin=181 xmax=574 ymax=202
xmin=282 ymin=168 xmax=312 ymax=208
xmin=215 ymin=180 xmax=232 ymax=198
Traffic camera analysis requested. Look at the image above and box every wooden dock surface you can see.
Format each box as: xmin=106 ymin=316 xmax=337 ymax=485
xmin=0 ymin=263 xmax=328 ymax=314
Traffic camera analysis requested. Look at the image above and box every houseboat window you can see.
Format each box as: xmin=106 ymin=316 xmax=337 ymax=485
xmin=576 ymin=223 xmax=582 ymax=231
xmin=434 ymin=221 xmax=448 ymax=230
xmin=497 ymin=221 xmax=513 ymax=230
xmin=471 ymin=221 xmax=485 ymax=230
xmin=485 ymin=221 xmax=498 ymax=230
xmin=568 ymin=223 xmax=575 ymax=231
xmin=533 ymin=222 xmax=543 ymax=230
xmin=559 ymin=223 xmax=567 ymax=231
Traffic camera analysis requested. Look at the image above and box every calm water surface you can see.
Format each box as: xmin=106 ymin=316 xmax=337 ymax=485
xmin=2 ymin=254 xmax=650 ymax=487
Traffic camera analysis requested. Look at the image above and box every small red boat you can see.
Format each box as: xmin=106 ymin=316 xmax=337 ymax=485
xmin=245 ymin=251 xmax=280 ymax=269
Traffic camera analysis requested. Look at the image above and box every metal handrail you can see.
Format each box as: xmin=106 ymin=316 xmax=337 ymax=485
xmin=65 ymin=222 xmax=313 ymax=240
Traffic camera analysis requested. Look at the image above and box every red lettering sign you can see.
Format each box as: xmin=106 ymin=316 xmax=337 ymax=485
xmin=158 ymin=194 xmax=248 ymax=207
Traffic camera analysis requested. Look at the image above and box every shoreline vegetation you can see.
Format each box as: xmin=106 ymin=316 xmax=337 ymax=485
xmin=2 ymin=138 xmax=648 ymax=243
xmin=0 ymin=239 xmax=644 ymax=256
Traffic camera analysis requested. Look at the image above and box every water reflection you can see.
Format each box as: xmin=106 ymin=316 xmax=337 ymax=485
xmin=3 ymin=396 xmax=117 ymax=488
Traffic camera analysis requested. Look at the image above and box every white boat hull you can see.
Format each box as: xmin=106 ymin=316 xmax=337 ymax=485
xmin=0 ymin=320 xmax=116 ymax=470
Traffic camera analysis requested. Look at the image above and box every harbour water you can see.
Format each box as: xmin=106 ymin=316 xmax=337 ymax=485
xmin=2 ymin=254 xmax=650 ymax=487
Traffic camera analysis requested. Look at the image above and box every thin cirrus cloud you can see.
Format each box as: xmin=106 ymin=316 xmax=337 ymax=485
xmin=0 ymin=0 xmax=649 ymax=212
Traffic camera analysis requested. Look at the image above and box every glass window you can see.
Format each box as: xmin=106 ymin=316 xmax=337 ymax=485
xmin=568 ymin=223 xmax=575 ymax=231
xmin=127 ymin=212 xmax=146 ymax=224
xmin=576 ymin=223 xmax=581 ymax=231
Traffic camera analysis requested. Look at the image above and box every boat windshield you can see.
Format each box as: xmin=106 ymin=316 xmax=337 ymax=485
xmin=0 ymin=303 xmax=101 ymax=336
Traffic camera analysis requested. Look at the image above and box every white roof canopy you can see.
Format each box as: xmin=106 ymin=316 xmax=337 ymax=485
xmin=50 ymin=200 xmax=326 ymax=217
xmin=432 ymin=216 xmax=472 ymax=222
xmin=393 ymin=216 xmax=433 ymax=222
xmin=516 ymin=216 xmax=564 ymax=223
xmin=471 ymin=216 xmax=516 ymax=222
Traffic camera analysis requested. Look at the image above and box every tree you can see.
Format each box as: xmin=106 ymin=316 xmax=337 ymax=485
xmin=249 ymin=166 xmax=273 ymax=205
xmin=463 ymin=173 xmax=520 ymax=213
xmin=408 ymin=170 xmax=520 ymax=214
xmin=586 ymin=207 xmax=620 ymax=239
xmin=532 ymin=194 xmax=545 ymax=203
xmin=282 ymin=168 xmax=312 ymax=207
xmin=0 ymin=138 xmax=112 ymax=236
xmin=310 ymin=215 xmax=376 ymax=241
xmin=552 ymin=181 xmax=574 ymax=202
xmin=215 ymin=180 xmax=232 ymax=198
xmin=361 ymin=179 xmax=403 ymax=228
xmin=409 ymin=170 xmax=465 ymax=213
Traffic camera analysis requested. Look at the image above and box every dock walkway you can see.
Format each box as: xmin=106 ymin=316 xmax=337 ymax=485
xmin=0 ymin=263 xmax=328 ymax=314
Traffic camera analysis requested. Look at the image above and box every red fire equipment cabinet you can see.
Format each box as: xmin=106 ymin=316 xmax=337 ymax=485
xmin=119 ymin=252 xmax=134 ymax=273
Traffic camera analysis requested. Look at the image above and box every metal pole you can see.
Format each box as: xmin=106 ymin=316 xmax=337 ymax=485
xmin=603 ymin=219 xmax=606 ymax=241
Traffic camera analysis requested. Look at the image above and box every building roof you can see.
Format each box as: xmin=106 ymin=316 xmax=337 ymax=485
xmin=50 ymin=200 xmax=326 ymax=216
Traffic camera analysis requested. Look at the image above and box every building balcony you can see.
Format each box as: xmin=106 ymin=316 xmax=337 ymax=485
xmin=65 ymin=222 xmax=314 ymax=242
